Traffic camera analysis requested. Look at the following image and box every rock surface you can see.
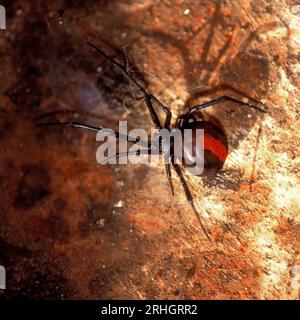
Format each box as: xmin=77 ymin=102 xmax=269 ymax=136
xmin=0 ymin=0 xmax=299 ymax=299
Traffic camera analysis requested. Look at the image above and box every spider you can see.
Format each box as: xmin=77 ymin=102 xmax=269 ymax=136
xmin=37 ymin=42 xmax=267 ymax=240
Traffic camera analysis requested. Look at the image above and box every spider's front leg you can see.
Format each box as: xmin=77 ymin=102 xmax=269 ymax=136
xmin=87 ymin=42 xmax=176 ymax=196
xmin=87 ymin=42 xmax=172 ymax=130
xmin=182 ymin=95 xmax=267 ymax=126
xmin=35 ymin=121 xmax=150 ymax=149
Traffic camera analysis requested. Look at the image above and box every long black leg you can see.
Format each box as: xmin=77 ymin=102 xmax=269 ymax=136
xmin=171 ymin=160 xmax=211 ymax=241
xmin=102 ymin=148 xmax=152 ymax=164
xmin=36 ymin=121 xmax=102 ymax=132
xmin=36 ymin=121 xmax=150 ymax=148
xmin=164 ymin=162 xmax=174 ymax=197
xmin=149 ymin=94 xmax=172 ymax=129
xmin=182 ymin=95 xmax=266 ymax=126
xmin=87 ymin=42 xmax=172 ymax=129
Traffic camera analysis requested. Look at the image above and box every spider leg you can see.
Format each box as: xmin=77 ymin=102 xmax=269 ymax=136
xmin=36 ymin=121 xmax=150 ymax=148
xmin=87 ymin=42 xmax=172 ymax=129
xmin=183 ymin=95 xmax=267 ymax=125
xmin=164 ymin=162 xmax=174 ymax=197
xmin=171 ymin=160 xmax=211 ymax=241
xmin=148 ymin=94 xmax=172 ymax=129
xmin=36 ymin=121 xmax=103 ymax=132
xmin=103 ymin=148 xmax=152 ymax=164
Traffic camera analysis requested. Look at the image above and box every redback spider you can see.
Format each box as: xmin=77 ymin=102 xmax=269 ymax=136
xmin=36 ymin=42 xmax=267 ymax=240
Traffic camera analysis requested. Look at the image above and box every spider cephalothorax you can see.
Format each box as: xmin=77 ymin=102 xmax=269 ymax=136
xmin=37 ymin=42 xmax=266 ymax=240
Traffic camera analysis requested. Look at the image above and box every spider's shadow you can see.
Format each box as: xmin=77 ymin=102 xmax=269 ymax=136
xmin=126 ymin=2 xmax=289 ymax=188
xmin=31 ymin=1 xmax=290 ymax=190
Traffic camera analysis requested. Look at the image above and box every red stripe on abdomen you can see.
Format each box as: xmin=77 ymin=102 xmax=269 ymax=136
xmin=204 ymin=133 xmax=228 ymax=162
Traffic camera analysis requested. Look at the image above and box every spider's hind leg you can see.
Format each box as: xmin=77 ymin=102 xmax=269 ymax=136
xmin=171 ymin=158 xmax=211 ymax=241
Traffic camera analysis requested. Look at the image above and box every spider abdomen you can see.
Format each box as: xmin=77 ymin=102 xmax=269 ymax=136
xmin=182 ymin=121 xmax=228 ymax=176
